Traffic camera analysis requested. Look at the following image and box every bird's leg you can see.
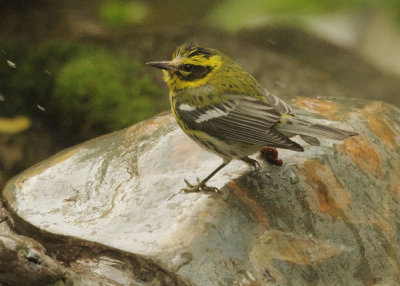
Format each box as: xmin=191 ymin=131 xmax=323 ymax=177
xmin=182 ymin=161 xmax=229 ymax=193
xmin=260 ymin=147 xmax=283 ymax=166
xmin=240 ymin=156 xmax=260 ymax=171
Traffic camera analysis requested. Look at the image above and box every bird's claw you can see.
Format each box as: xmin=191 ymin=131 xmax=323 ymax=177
xmin=181 ymin=178 xmax=219 ymax=193
xmin=249 ymin=159 xmax=261 ymax=171
xmin=241 ymin=157 xmax=261 ymax=171
xmin=183 ymin=178 xmax=195 ymax=188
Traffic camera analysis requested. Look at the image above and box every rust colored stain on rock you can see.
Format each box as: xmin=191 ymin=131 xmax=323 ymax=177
xmin=250 ymin=230 xmax=345 ymax=283
xmin=362 ymin=101 xmax=386 ymax=113
xmin=358 ymin=101 xmax=398 ymax=149
xmin=252 ymin=230 xmax=345 ymax=265
xmin=393 ymin=185 xmax=400 ymax=197
xmin=368 ymin=115 xmax=396 ymax=148
xmin=301 ymin=160 xmax=350 ymax=216
xmin=390 ymin=163 xmax=400 ymax=198
xmin=367 ymin=115 xmax=397 ymax=150
xmin=228 ymin=181 xmax=269 ymax=228
xmin=340 ymin=136 xmax=383 ymax=178
xmin=295 ymin=97 xmax=341 ymax=118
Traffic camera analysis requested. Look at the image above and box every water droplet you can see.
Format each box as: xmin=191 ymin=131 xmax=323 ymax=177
xmin=6 ymin=60 xmax=16 ymax=68
xmin=37 ymin=104 xmax=45 ymax=111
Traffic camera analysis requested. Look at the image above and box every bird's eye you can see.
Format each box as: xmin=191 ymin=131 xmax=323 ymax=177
xmin=182 ymin=64 xmax=194 ymax=72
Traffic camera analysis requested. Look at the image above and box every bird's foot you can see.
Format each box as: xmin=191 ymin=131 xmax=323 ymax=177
xmin=260 ymin=147 xmax=283 ymax=166
xmin=240 ymin=157 xmax=261 ymax=171
xmin=181 ymin=178 xmax=219 ymax=193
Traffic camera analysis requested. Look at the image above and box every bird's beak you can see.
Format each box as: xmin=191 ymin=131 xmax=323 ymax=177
xmin=145 ymin=61 xmax=177 ymax=71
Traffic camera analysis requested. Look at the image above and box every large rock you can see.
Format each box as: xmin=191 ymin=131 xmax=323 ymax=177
xmin=2 ymin=97 xmax=400 ymax=285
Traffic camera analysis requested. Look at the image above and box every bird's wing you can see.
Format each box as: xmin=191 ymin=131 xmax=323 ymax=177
xmin=262 ymin=88 xmax=294 ymax=115
xmin=175 ymin=95 xmax=303 ymax=151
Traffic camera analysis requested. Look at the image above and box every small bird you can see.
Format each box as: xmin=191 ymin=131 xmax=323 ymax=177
xmin=146 ymin=43 xmax=357 ymax=192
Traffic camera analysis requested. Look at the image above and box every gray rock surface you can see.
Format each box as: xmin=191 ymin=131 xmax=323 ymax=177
xmin=2 ymin=97 xmax=400 ymax=285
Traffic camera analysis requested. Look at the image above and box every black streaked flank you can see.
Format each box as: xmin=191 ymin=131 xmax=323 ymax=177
xmin=189 ymin=134 xmax=230 ymax=158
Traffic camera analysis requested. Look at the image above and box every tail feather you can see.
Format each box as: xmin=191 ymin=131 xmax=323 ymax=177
xmin=300 ymin=135 xmax=320 ymax=146
xmin=278 ymin=118 xmax=358 ymax=141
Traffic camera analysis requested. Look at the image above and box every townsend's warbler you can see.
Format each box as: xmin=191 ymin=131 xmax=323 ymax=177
xmin=146 ymin=43 xmax=357 ymax=192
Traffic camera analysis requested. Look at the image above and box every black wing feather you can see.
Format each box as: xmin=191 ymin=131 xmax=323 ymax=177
xmin=175 ymin=96 xmax=303 ymax=151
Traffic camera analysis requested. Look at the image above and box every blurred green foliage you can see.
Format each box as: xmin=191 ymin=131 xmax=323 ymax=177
xmin=54 ymin=48 xmax=162 ymax=130
xmin=0 ymin=40 xmax=165 ymax=138
xmin=208 ymin=0 xmax=400 ymax=31
xmin=0 ymin=40 xmax=79 ymax=116
xmin=99 ymin=0 xmax=148 ymax=28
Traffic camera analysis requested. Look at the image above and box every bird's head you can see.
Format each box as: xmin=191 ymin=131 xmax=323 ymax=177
xmin=146 ymin=43 xmax=224 ymax=92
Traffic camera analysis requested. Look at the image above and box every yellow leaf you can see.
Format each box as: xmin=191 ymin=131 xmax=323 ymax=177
xmin=0 ymin=116 xmax=31 ymax=134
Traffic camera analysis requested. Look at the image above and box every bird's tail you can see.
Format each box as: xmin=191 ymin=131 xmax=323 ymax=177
xmin=277 ymin=117 xmax=358 ymax=145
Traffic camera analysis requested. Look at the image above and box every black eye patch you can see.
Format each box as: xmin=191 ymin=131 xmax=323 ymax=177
xmin=183 ymin=64 xmax=194 ymax=72
xmin=177 ymin=64 xmax=213 ymax=81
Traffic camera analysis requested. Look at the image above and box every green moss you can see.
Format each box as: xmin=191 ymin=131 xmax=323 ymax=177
xmin=54 ymin=48 xmax=164 ymax=131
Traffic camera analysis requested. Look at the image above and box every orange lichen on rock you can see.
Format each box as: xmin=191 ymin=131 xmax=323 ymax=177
xmin=363 ymin=103 xmax=398 ymax=151
xmin=340 ymin=136 xmax=383 ymax=178
xmin=368 ymin=115 xmax=396 ymax=148
xmin=295 ymin=97 xmax=341 ymax=118
xmin=228 ymin=181 xmax=269 ymax=228
xmin=354 ymin=101 xmax=398 ymax=149
xmin=390 ymin=162 xmax=400 ymax=198
xmin=250 ymin=230 xmax=345 ymax=283
xmin=251 ymin=230 xmax=345 ymax=265
xmin=301 ymin=160 xmax=350 ymax=216
xmin=362 ymin=101 xmax=386 ymax=114
xmin=392 ymin=185 xmax=400 ymax=197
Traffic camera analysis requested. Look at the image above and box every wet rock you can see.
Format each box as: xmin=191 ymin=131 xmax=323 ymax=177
xmin=0 ymin=207 xmax=92 ymax=286
xmin=2 ymin=98 xmax=400 ymax=285
xmin=0 ymin=233 xmax=62 ymax=286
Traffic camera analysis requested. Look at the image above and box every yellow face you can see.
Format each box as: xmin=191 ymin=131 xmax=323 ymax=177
xmin=148 ymin=44 xmax=223 ymax=92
